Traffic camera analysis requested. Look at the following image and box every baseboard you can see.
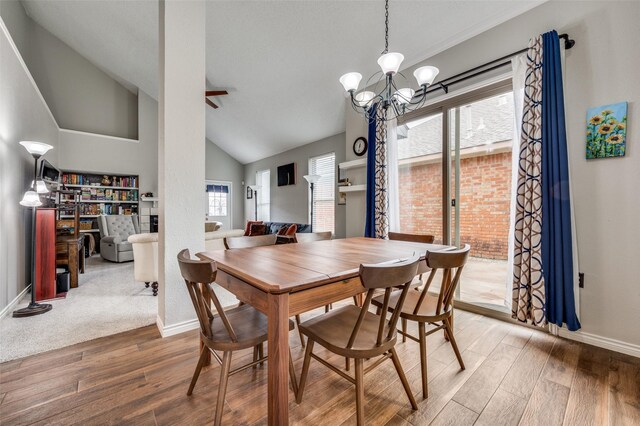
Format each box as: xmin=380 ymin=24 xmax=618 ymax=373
xmin=557 ymin=328 xmax=640 ymax=358
xmin=0 ymin=285 xmax=31 ymax=320
xmin=156 ymin=315 xmax=199 ymax=338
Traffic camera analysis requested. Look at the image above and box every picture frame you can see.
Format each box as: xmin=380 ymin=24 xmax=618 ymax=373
xmin=586 ymin=102 xmax=627 ymax=159
xmin=246 ymin=186 xmax=253 ymax=199
xmin=277 ymin=163 xmax=296 ymax=186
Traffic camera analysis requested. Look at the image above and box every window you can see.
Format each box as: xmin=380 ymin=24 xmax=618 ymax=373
xmin=206 ymin=184 xmax=229 ymax=217
xmin=308 ymin=152 xmax=335 ymax=233
xmin=255 ymin=169 xmax=270 ymax=221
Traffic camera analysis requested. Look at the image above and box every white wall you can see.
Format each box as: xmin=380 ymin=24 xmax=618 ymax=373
xmin=57 ymin=91 xmax=158 ymax=201
xmin=0 ymin=16 xmax=59 ymax=312
xmin=243 ymin=132 xmax=347 ymax=238
xmin=0 ymin=0 xmax=138 ymax=139
xmin=344 ymin=0 xmax=640 ymax=349
xmin=205 ymin=139 xmax=244 ymax=229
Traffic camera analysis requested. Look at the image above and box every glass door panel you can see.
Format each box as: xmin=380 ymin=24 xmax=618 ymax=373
xmin=449 ymin=91 xmax=515 ymax=310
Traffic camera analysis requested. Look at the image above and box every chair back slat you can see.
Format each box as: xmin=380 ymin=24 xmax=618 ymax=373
xmin=294 ymin=231 xmax=332 ymax=243
xmin=388 ymin=232 xmax=435 ymax=244
xmin=414 ymin=245 xmax=470 ymax=317
xmin=177 ymin=249 xmax=238 ymax=342
xmin=350 ymin=257 xmax=419 ymax=349
xmin=224 ymin=234 xmax=277 ymax=249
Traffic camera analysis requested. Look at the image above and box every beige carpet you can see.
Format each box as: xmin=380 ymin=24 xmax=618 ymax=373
xmin=0 ymin=255 xmax=157 ymax=363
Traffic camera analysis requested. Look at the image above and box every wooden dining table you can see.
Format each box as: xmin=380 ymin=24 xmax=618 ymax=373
xmin=199 ymin=236 xmax=449 ymax=425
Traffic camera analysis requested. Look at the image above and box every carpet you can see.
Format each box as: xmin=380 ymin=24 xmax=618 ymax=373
xmin=0 ymin=255 xmax=157 ymax=363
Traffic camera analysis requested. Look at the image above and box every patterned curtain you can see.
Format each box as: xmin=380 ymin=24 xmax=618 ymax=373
xmin=365 ymin=104 xmax=389 ymax=239
xmin=512 ymin=35 xmax=546 ymax=326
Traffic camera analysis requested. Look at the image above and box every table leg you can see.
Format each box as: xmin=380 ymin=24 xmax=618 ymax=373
xmin=80 ymin=242 xmax=85 ymax=274
xmin=69 ymin=243 xmax=78 ymax=288
xmin=267 ymin=292 xmax=290 ymax=426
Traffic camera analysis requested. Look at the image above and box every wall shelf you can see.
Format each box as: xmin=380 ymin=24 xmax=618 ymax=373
xmin=64 ymin=184 xmax=139 ymax=191
xmin=339 ymin=184 xmax=366 ymax=193
xmin=338 ymin=158 xmax=367 ymax=170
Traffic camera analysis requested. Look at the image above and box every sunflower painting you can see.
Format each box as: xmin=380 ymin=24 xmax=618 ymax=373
xmin=586 ymin=102 xmax=627 ymax=159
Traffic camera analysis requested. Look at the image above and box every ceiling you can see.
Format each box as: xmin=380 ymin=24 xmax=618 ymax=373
xmin=21 ymin=0 xmax=544 ymax=164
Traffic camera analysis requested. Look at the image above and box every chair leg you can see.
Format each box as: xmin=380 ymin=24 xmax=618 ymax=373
xmin=324 ymin=304 xmax=330 ymax=313
xmin=151 ymin=281 xmax=158 ymax=296
xmin=289 ymin=349 xmax=298 ymax=397
xmin=418 ymin=322 xmax=428 ymax=399
xmin=295 ymin=315 xmax=305 ymax=348
xmin=252 ymin=344 xmax=260 ymax=369
xmin=345 ymin=357 xmax=350 ymax=371
xmin=258 ymin=342 xmax=264 ymax=366
xmin=187 ymin=347 xmax=208 ymax=396
xmin=401 ymin=318 xmax=408 ymax=343
xmin=355 ymin=358 xmax=365 ymax=426
xmin=444 ymin=318 xmax=465 ymax=370
xmin=214 ymin=351 xmax=232 ymax=426
xmin=390 ymin=347 xmax=418 ymax=410
xmin=144 ymin=281 xmax=150 ymax=288
xmin=296 ymin=339 xmax=315 ymax=404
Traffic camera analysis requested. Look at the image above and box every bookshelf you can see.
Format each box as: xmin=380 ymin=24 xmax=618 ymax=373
xmin=58 ymin=171 xmax=139 ymax=234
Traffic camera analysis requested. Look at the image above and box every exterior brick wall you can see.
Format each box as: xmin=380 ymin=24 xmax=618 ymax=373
xmin=398 ymin=150 xmax=512 ymax=260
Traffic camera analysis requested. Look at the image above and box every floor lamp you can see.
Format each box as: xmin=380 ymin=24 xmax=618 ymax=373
xmin=249 ymin=185 xmax=260 ymax=221
xmin=303 ymin=174 xmax=321 ymax=232
xmin=14 ymin=141 xmax=54 ymax=317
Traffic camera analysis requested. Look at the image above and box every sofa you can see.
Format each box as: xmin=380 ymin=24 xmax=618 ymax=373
xmin=248 ymin=221 xmax=311 ymax=235
xmin=98 ymin=215 xmax=140 ymax=262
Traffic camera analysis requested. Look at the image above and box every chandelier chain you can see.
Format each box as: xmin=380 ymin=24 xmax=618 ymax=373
xmin=383 ymin=0 xmax=389 ymax=54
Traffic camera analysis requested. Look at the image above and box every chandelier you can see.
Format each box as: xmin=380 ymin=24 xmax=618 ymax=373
xmin=339 ymin=0 xmax=440 ymax=120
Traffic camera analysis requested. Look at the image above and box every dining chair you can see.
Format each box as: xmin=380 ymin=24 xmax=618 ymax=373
xmin=294 ymin=231 xmax=333 ymax=243
xmin=223 ymin=234 xmax=277 ymax=249
xmin=296 ymin=257 xmax=421 ymax=425
xmin=292 ymin=231 xmax=334 ymax=346
xmin=388 ymin=231 xmax=436 ymax=342
xmin=177 ymin=249 xmax=297 ymax=426
xmin=372 ymin=244 xmax=470 ymax=399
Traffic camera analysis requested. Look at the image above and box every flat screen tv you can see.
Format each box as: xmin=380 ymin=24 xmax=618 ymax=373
xmin=38 ymin=159 xmax=61 ymax=183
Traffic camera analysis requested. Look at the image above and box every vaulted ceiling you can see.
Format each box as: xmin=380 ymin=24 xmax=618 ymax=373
xmin=21 ymin=0 xmax=544 ymax=164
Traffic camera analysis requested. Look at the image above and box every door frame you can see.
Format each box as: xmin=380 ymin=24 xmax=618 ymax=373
xmin=205 ymin=179 xmax=233 ymax=229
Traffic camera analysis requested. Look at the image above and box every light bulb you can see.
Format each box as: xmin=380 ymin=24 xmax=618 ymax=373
xmin=19 ymin=141 xmax=53 ymax=157
xmin=20 ymin=191 xmax=42 ymax=207
xmin=339 ymin=72 xmax=362 ymax=92
xmin=377 ymin=52 xmax=404 ymax=75
xmin=394 ymin=88 xmax=415 ymax=105
xmin=413 ymin=66 xmax=439 ymax=86
xmin=355 ymin=91 xmax=376 ymax=108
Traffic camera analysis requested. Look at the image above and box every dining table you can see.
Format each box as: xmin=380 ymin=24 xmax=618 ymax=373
xmin=198 ymin=236 xmax=449 ymax=425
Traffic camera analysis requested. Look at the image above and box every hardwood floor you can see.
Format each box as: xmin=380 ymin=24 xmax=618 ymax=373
xmin=1 ymin=307 xmax=638 ymax=425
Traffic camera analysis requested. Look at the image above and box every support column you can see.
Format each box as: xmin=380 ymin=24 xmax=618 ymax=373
xmin=157 ymin=0 xmax=206 ymax=334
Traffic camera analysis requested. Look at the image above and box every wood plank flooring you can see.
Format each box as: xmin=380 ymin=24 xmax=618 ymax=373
xmin=1 ymin=307 xmax=638 ymax=425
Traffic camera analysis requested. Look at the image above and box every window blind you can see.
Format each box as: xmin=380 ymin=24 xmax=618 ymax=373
xmin=309 ymin=152 xmax=335 ymax=233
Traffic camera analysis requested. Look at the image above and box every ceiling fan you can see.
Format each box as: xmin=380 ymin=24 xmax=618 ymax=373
xmin=205 ymin=90 xmax=228 ymax=109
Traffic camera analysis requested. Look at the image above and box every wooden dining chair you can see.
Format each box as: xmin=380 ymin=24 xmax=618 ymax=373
xmin=177 ymin=249 xmax=297 ymax=425
xmin=372 ymin=244 xmax=470 ymax=399
xmin=388 ymin=231 xmax=436 ymax=342
xmin=294 ymin=231 xmax=333 ymax=243
xmin=223 ymin=234 xmax=277 ymax=249
xmin=296 ymin=257 xmax=421 ymax=425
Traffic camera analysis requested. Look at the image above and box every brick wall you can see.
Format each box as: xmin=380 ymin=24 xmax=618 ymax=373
xmin=398 ymin=150 xmax=512 ymax=260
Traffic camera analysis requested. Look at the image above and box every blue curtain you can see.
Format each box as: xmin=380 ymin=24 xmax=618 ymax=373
xmin=541 ymin=31 xmax=580 ymax=331
xmin=364 ymin=105 xmax=377 ymax=238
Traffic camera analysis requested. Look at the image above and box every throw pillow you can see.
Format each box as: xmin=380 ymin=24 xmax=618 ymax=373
xmin=285 ymin=224 xmax=298 ymax=236
xmin=249 ymin=224 xmax=267 ymax=236
xmin=244 ymin=220 xmax=263 ymax=236
xmin=277 ymin=225 xmax=289 ymax=236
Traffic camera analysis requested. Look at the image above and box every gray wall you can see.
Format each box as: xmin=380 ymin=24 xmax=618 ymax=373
xmin=345 ymin=1 xmax=640 ymax=347
xmin=0 ymin=13 xmax=60 ymax=313
xmin=205 ymin=139 xmax=245 ymax=229
xmin=0 ymin=0 xmax=138 ymax=139
xmin=243 ymin=133 xmax=346 ymax=239
xmin=57 ymin=91 xmax=158 ymax=199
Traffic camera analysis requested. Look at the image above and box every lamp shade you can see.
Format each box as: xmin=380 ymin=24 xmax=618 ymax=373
xmin=19 ymin=141 xmax=53 ymax=157
xmin=19 ymin=190 xmax=42 ymax=207
xmin=394 ymin=88 xmax=415 ymax=105
xmin=339 ymin=72 xmax=362 ymax=92
xmin=248 ymin=184 xmax=261 ymax=191
xmin=355 ymin=91 xmax=376 ymax=108
xmin=32 ymin=180 xmax=50 ymax=194
xmin=303 ymin=174 xmax=322 ymax=184
xmin=377 ymin=52 xmax=404 ymax=75
xmin=413 ymin=65 xmax=439 ymax=86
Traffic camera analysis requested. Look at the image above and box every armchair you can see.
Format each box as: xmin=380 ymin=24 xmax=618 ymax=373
xmin=98 ymin=215 xmax=140 ymax=262
xmin=128 ymin=233 xmax=158 ymax=296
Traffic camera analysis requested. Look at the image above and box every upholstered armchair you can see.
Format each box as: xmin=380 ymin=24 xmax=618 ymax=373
xmin=98 ymin=215 xmax=140 ymax=262
xmin=128 ymin=233 xmax=158 ymax=296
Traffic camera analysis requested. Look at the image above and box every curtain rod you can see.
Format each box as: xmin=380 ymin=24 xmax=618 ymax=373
xmin=420 ymin=33 xmax=575 ymax=96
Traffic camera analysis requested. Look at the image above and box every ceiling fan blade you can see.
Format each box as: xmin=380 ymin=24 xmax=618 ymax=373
xmin=205 ymin=98 xmax=219 ymax=109
xmin=205 ymin=90 xmax=228 ymax=97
